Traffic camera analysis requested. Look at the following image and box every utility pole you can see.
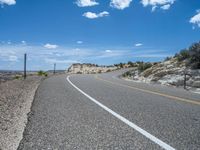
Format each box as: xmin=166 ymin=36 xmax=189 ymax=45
xmin=24 ymin=53 xmax=27 ymax=79
xmin=53 ymin=63 xmax=56 ymax=74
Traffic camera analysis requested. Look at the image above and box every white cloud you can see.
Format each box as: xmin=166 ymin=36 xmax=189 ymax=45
xmin=160 ymin=4 xmax=170 ymax=10
xmin=135 ymin=43 xmax=143 ymax=47
xmin=190 ymin=11 xmax=200 ymax=28
xmin=141 ymin=0 xmax=175 ymax=11
xmin=105 ymin=50 xmax=112 ymax=53
xmin=44 ymin=43 xmax=58 ymax=49
xmin=21 ymin=40 xmax=26 ymax=45
xmin=77 ymin=41 xmax=83 ymax=44
xmin=75 ymin=0 xmax=99 ymax=7
xmin=0 ymin=0 xmax=16 ymax=5
xmin=110 ymin=0 xmax=132 ymax=10
xmin=83 ymin=11 xmax=109 ymax=19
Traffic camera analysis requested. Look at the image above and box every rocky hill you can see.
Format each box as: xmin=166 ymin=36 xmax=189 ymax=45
xmin=67 ymin=63 xmax=118 ymax=74
xmin=122 ymin=42 xmax=200 ymax=89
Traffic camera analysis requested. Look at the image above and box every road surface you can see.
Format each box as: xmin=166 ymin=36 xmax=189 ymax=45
xmin=18 ymin=70 xmax=200 ymax=150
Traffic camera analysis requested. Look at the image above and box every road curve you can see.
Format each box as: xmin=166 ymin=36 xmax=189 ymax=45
xmin=18 ymin=70 xmax=200 ymax=150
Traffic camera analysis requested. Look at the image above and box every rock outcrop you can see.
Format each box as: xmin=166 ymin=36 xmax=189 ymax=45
xmin=125 ymin=58 xmax=200 ymax=88
xmin=68 ymin=63 xmax=118 ymax=74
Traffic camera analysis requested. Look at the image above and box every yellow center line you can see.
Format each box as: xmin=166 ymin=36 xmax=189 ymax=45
xmin=95 ymin=75 xmax=200 ymax=106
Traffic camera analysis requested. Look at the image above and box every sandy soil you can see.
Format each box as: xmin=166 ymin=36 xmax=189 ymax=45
xmin=0 ymin=76 xmax=43 ymax=150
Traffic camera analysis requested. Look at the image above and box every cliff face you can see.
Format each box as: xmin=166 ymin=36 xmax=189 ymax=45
xmin=68 ymin=63 xmax=118 ymax=74
xmin=125 ymin=58 xmax=200 ymax=88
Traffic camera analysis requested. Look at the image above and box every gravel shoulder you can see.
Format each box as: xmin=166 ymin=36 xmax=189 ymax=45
xmin=0 ymin=76 xmax=44 ymax=150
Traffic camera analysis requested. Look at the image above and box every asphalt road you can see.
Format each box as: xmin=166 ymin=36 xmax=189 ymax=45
xmin=18 ymin=70 xmax=200 ymax=150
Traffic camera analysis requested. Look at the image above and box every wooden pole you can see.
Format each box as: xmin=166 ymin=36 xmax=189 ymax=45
xmin=54 ymin=63 xmax=56 ymax=74
xmin=24 ymin=53 xmax=27 ymax=79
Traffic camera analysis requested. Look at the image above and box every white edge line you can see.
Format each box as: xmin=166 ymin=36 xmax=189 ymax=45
xmin=66 ymin=76 xmax=175 ymax=150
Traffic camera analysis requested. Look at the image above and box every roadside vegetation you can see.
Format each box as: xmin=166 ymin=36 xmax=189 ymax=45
xmin=122 ymin=41 xmax=200 ymax=78
xmin=37 ymin=71 xmax=48 ymax=77
xmin=137 ymin=62 xmax=153 ymax=73
xmin=14 ymin=75 xmax=22 ymax=80
xmin=174 ymin=41 xmax=200 ymax=69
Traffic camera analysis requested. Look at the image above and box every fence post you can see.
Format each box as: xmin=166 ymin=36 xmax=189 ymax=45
xmin=24 ymin=53 xmax=27 ymax=79
xmin=54 ymin=63 xmax=56 ymax=74
xmin=184 ymin=72 xmax=186 ymax=89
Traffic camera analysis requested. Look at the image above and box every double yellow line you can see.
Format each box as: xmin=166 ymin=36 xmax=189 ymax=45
xmin=95 ymin=75 xmax=200 ymax=106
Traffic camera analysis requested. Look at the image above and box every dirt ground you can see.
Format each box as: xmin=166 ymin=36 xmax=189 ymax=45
xmin=0 ymin=76 xmax=43 ymax=150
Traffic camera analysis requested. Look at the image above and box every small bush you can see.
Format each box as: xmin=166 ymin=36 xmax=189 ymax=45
xmin=119 ymin=63 xmax=124 ymax=68
xmin=164 ymin=57 xmax=171 ymax=61
xmin=187 ymin=42 xmax=200 ymax=69
xmin=138 ymin=63 xmax=152 ymax=72
xmin=176 ymin=49 xmax=190 ymax=62
xmin=77 ymin=71 xmax=82 ymax=74
xmin=122 ymin=71 xmax=132 ymax=77
xmin=14 ymin=75 xmax=21 ymax=79
xmin=37 ymin=71 xmax=48 ymax=77
xmin=106 ymin=69 xmax=110 ymax=72
xmin=127 ymin=61 xmax=135 ymax=67
xmin=98 ymin=70 xmax=102 ymax=73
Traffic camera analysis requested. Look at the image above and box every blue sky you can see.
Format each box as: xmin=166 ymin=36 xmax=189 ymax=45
xmin=0 ymin=0 xmax=200 ymax=70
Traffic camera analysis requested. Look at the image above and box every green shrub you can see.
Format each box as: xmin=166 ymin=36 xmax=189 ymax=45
xmin=138 ymin=62 xmax=152 ymax=72
xmin=164 ymin=57 xmax=171 ymax=61
xmin=122 ymin=71 xmax=132 ymax=77
xmin=37 ymin=71 xmax=48 ymax=77
xmin=176 ymin=49 xmax=190 ymax=62
xmin=14 ymin=75 xmax=21 ymax=79
xmin=187 ymin=42 xmax=200 ymax=69
xmin=174 ymin=42 xmax=200 ymax=69
xmin=119 ymin=63 xmax=124 ymax=68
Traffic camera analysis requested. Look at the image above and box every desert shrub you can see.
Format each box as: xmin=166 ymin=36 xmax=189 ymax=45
xmin=119 ymin=63 xmax=124 ymax=68
xmin=176 ymin=49 xmax=190 ymax=62
xmin=138 ymin=63 xmax=152 ymax=72
xmin=37 ymin=71 xmax=48 ymax=77
xmin=174 ymin=42 xmax=200 ymax=69
xmin=44 ymin=72 xmax=48 ymax=77
xmin=98 ymin=70 xmax=102 ymax=73
xmin=127 ymin=61 xmax=135 ymax=67
xmin=77 ymin=71 xmax=82 ymax=74
xmin=164 ymin=57 xmax=171 ymax=61
xmin=187 ymin=42 xmax=200 ymax=69
xmin=14 ymin=75 xmax=21 ymax=79
xmin=122 ymin=71 xmax=132 ymax=77
xmin=106 ymin=69 xmax=111 ymax=72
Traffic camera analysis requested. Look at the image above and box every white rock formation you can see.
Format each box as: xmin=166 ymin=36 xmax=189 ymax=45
xmin=68 ymin=63 xmax=118 ymax=74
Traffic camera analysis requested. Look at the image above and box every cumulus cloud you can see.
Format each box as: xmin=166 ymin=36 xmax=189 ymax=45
xmin=83 ymin=11 xmax=109 ymax=19
xmin=110 ymin=0 xmax=132 ymax=10
xmin=44 ymin=43 xmax=58 ymax=49
xmin=0 ymin=0 xmax=16 ymax=5
xmin=190 ymin=10 xmax=200 ymax=28
xmin=160 ymin=4 xmax=170 ymax=10
xmin=135 ymin=43 xmax=143 ymax=47
xmin=75 ymin=0 xmax=99 ymax=7
xmin=141 ymin=0 xmax=175 ymax=11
